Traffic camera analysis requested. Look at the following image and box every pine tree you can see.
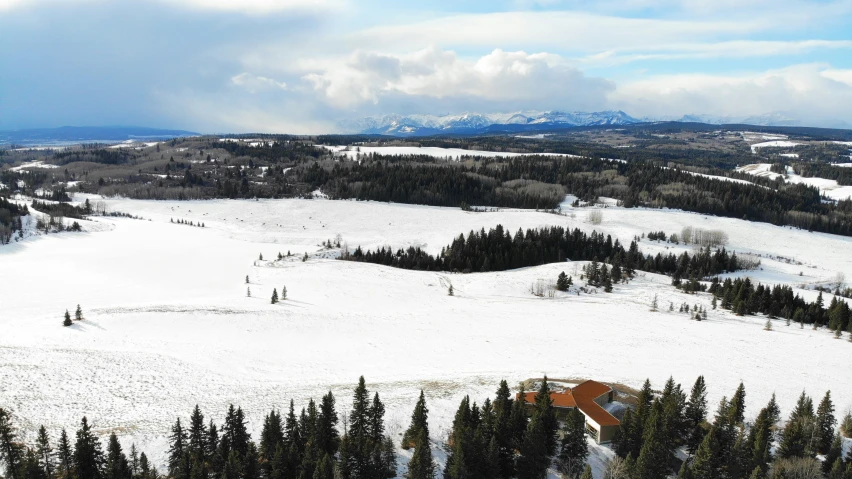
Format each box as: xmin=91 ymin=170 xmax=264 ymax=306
xmin=0 ymin=408 xmax=23 ymax=479
xmin=64 ymin=310 xmax=72 ymax=327
xmin=711 ymin=296 xmax=717 ymax=309
xmin=271 ymin=289 xmax=278 ymax=304
xmin=689 ymin=427 xmax=722 ymax=479
xmin=729 ymin=383 xmax=746 ymax=426
xmin=516 ymin=413 xmax=549 ymax=479
xmin=168 ymin=418 xmax=188 ymax=479
xmin=764 ymin=319 xmax=772 ymax=331
xmin=405 ymin=428 xmax=434 ymax=479
xmin=823 ymin=433 xmax=843 ymax=475
xmin=651 ymin=294 xmax=658 ymax=311
xmin=129 ymin=444 xmax=139 ymax=478
xmin=74 ymin=417 xmax=105 ymax=479
xmin=814 ymin=391 xmax=836 ymax=455
xmin=556 ymin=272 xmax=569 ymax=292
xmin=246 ymin=275 xmax=249 ymax=284
xmin=635 ymin=401 xmax=669 ymax=479
xmin=247 ymin=287 xmax=251 ymax=297
xmin=105 ymin=433 xmax=131 ymax=479
xmin=448 ymin=284 xmax=454 ymax=296
xmin=56 ymin=429 xmax=73 ymax=479
xmin=35 ymin=426 xmax=53 ymax=479
xmin=75 ymin=305 xmax=83 ymax=320
xmin=402 ymin=391 xmax=429 ymax=450
xmin=281 ymin=286 xmax=287 ymax=300
xmin=557 ymin=407 xmax=588 ymax=478
xmin=259 ymin=253 xmax=263 ymax=261
xmin=315 ymin=391 xmax=339 ymax=457
xmin=533 ymin=376 xmax=558 ymax=457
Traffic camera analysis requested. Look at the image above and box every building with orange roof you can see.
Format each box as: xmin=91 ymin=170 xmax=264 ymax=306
xmin=519 ymin=379 xmax=620 ymax=444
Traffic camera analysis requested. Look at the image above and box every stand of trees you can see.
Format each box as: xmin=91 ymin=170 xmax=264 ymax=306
xmin=3 ymin=377 xmax=852 ymax=479
xmin=708 ymin=278 xmax=852 ymax=335
xmin=343 ymin=225 xmax=744 ymax=280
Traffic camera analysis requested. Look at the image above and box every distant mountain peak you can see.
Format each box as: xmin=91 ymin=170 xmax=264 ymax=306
xmin=338 ymin=110 xmax=642 ymax=136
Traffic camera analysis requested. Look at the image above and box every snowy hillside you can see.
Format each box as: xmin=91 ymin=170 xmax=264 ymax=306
xmin=2 ymin=196 xmax=852 ymax=475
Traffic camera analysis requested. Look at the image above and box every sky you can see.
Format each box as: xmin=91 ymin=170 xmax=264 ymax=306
xmin=1 ymin=0 xmax=852 ymax=133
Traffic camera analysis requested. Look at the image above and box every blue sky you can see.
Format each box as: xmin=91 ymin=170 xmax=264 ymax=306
xmin=1 ymin=0 xmax=851 ymax=132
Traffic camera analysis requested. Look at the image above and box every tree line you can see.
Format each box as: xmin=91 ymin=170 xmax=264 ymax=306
xmin=343 ymin=225 xmax=745 ymax=279
xmin=706 ymin=278 xmax=852 ymax=336
xmin=611 ymin=377 xmax=852 ymax=479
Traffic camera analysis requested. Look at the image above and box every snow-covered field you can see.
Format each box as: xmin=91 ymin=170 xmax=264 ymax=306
xmin=749 ymin=140 xmax=801 ymax=153
xmin=321 ymin=145 xmax=578 ymax=159
xmin=2 ymin=196 xmax=852 ymax=476
xmin=737 ymin=163 xmax=852 ymax=201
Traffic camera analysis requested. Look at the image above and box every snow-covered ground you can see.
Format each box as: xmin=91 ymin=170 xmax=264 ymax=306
xmin=9 ymin=160 xmax=60 ymax=171
xmin=2 ymin=196 xmax=852 ymax=477
xmin=320 ymin=145 xmax=578 ymax=159
xmin=737 ymin=163 xmax=852 ymax=201
xmin=749 ymin=140 xmax=801 ymax=153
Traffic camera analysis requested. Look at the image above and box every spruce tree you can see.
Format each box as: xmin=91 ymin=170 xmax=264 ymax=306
xmin=75 ymin=305 xmax=83 ymax=320
xmin=556 ymin=272 xmax=569 ymax=292
xmin=448 ymin=285 xmax=454 ymax=296
xmin=271 ymin=289 xmax=278 ymax=304
xmin=729 ymin=383 xmax=746 ymax=426
xmin=814 ymin=391 xmax=836 ymax=455
xmin=689 ymin=427 xmax=722 ymax=479
xmin=402 ymin=391 xmax=429 ymax=450
xmin=168 ymin=418 xmax=188 ymax=479
xmin=64 ymin=310 xmax=72 ymax=327
xmin=74 ymin=417 xmax=104 ymax=479
xmin=188 ymin=405 xmax=207 ymax=462
xmin=516 ymin=413 xmax=549 ymax=479
xmin=634 ymin=401 xmax=669 ymax=479
xmin=316 ymin=391 xmax=339 ymax=457
xmin=281 ymin=286 xmax=287 ymax=300
xmin=533 ymin=376 xmax=557 ymax=457
xmin=247 ymin=287 xmax=251 ymax=297
xmin=557 ymin=407 xmax=588 ymax=478
xmin=35 ymin=426 xmax=53 ymax=479
xmin=0 ymin=408 xmax=23 ymax=479
xmin=56 ymin=430 xmax=72 ymax=479
xmin=105 ymin=433 xmax=131 ymax=479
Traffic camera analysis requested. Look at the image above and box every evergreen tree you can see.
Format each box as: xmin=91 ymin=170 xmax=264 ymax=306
xmin=634 ymin=401 xmax=669 ymax=479
xmin=128 ymin=444 xmax=139 ymax=478
xmin=516 ymin=413 xmax=549 ymax=479
xmin=168 ymin=418 xmax=188 ymax=479
xmin=188 ymin=406 xmax=207 ymax=463
xmin=56 ymin=430 xmax=73 ymax=479
xmin=35 ymin=426 xmax=53 ymax=479
xmin=242 ymin=442 xmax=259 ymax=479
xmin=316 ymin=392 xmax=339 ymax=457
xmin=64 ymin=310 xmax=72 ymax=327
xmin=74 ymin=417 xmax=104 ymax=479
xmin=579 ymin=465 xmax=593 ymax=479
xmin=0 ymin=408 xmax=23 ymax=479
xmin=105 ymin=433 xmax=131 ymax=479
xmin=75 ymin=305 xmax=83 ymax=320
xmin=689 ymin=427 xmax=722 ymax=479
xmin=729 ymin=382 xmax=746 ymax=426
xmin=402 ymin=391 xmax=429 ymax=450
xmin=448 ymin=285 xmax=454 ymax=296
xmin=271 ymin=289 xmax=278 ymax=304
xmin=281 ymin=286 xmax=287 ymax=300
xmin=556 ymin=272 xmax=570 ymax=292
xmin=532 ymin=376 xmax=557 ymax=457
xmin=814 ymin=391 xmax=837 ymax=455
xmin=246 ymin=275 xmax=249 ymax=284
xmin=313 ymin=453 xmax=334 ymax=479
xmin=405 ymin=430 xmax=435 ymax=479
xmin=557 ymin=407 xmax=588 ymax=478
xmin=824 ymin=433 xmax=843 ymax=475
xmin=685 ymin=376 xmax=708 ymax=455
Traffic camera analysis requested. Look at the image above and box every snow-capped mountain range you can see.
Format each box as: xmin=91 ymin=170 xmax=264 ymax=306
xmin=338 ymin=110 xmax=642 ymax=135
xmin=338 ymin=110 xmax=817 ymax=136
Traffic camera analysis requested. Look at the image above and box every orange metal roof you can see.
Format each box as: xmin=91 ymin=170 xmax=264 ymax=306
xmin=517 ymin=380 xmax=619 ymax=427
xmin=572 ymin=380 xmax=613 ymax=400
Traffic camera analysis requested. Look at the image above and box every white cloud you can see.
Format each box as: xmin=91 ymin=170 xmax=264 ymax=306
xmin=611 ymin=63 xmax=852 ymax=126
xmin=154 ymin=0 xmax=342 ymax=14
xmin=580 ymin=40 xmax=852 ymax=67
xmin=0 ymin=0 xmax=342 ymax=13
xmin=231 ymin=72 xmax=287 ymax=93
xmin=302 ymin=47 xmax=613 ymax=111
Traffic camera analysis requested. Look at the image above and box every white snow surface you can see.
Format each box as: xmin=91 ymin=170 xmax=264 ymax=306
xmin=9 ymin=160 xmax=60 ymax=171
xmin=321 ymin=145 xmax=577 ymax=159
xmin=750 ymin=140 xmax=800 ymax=153
xmin=737 ymin=163 xmax=852 ymax=201
xmin=3 ymin=197 xmax=852 ymax=476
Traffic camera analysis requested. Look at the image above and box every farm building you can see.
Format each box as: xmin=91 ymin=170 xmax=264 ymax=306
xmin=519 ymin=379 xmax=621 ymax=444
